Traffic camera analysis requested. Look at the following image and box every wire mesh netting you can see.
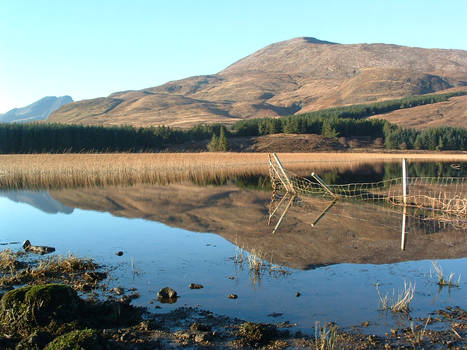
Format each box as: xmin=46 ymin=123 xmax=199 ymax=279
xmin=268 ymin=154 xmax=467 ymax=231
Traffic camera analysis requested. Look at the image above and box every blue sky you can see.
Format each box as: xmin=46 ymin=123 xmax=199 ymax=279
xmin=1 ymin=0 xmax=466 ymax=113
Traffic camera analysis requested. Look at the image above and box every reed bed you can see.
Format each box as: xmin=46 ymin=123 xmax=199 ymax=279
xmin=1 ymin=152 xmax=465 ymax=190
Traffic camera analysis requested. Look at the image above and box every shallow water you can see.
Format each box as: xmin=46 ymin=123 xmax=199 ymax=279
xmin=0 ymin=161 xmax=465 ymax=335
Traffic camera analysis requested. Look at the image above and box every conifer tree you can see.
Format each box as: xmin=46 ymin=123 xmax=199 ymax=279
xmin=207 ymin=133 xmax=219 ymax=152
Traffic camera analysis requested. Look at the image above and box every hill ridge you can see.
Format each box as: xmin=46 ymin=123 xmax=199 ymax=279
xmin=47 ymin=37 xmax=467 ymax=128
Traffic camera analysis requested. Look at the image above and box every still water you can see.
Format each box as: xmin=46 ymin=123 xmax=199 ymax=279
xmin=0 ymin=162 xmax=465 ymax=335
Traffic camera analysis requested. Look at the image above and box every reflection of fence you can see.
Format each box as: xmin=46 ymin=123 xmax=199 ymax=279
xmin=268 ymin=153 xmax=466 ymax=234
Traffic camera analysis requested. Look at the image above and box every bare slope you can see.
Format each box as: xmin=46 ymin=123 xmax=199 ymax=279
xmin=48 ymin=37 xmax=467 ymax=128
xmin=369 ymin=93 xmax=467 ymax=130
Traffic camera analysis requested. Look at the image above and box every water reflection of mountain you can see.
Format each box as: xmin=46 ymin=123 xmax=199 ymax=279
xmin=0 ymin=191 xmax=73 ymax=214
xmin=47 ymin=184 xmax=466 ymax=270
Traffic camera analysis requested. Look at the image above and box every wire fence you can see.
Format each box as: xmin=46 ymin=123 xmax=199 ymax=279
xmin=268 ymin=153 xmax=467 ymax=231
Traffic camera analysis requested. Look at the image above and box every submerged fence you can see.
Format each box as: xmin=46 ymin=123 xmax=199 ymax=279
xmin=268 ymin=153 xmax=467 ymax=235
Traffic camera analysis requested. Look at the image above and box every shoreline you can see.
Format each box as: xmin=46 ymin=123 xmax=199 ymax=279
xmin=0 ymin=249 xmax=465 ymax=349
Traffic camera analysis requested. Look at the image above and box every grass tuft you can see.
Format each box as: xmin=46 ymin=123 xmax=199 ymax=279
xmin=314 ymin=321 xmax=338 ymax=350
xmin=376 ymin=281 xmax=415 ymax=313
xmin=430 ymin=261 xmax=461 ymax=288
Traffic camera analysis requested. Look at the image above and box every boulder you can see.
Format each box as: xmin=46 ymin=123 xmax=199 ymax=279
xmin=157 ymin=287 xmax=178 ymax=303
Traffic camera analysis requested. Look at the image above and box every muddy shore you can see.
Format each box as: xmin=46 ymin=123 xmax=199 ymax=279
xmin=0 ymin=249 xmax=465 ymax=349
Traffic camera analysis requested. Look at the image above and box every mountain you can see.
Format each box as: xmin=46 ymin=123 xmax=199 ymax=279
xmin=47 ymin=37 xmax=467 ymax=128
xmin=0 ymin=96 xmax=73 ymax=123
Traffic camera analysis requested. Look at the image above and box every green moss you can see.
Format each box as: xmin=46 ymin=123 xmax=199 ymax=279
xmin=0 ymin=285 xmax=32 ymax=309
xmin=24 ymin=284 xmax=79 ymax=312
xmin=44 ymin=329 xmax=107 ymax=350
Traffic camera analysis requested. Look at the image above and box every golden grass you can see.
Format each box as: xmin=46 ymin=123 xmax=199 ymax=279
xmin=0 ymin=152 xmax=466 ymax=190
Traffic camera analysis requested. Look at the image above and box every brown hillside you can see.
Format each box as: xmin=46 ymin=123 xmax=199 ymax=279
xmin=369 ymin=93 xmax=467 ymax=130
xmin=47 ymin=37 xmax=467 ymax=128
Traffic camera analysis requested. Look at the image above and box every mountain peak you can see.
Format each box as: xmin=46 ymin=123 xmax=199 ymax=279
xmin=0 ymin=96 xmax=73 ymax=123
xmin=302 ymin=37 xmax=339 ymax=45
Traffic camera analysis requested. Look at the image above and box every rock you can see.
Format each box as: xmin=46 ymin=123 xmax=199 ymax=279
xmin=228 ymin=276 xmax=235 ymax=280
xmin=190 ymin=322 xmax=212 ymax=332
xmin=112 ymin=287 xmax=124 ymax=295
xmin=128 ymin=291 xmax=140 ymax=300
xmin=0 ymin=284 xmax=80 ymax=332
xmin=157 ymin=287 xmax=178 ymax=303
xmin=296 ymin=292 xmax=301 ymax=297
xmin=115 ymin=251 xmax=124 ymax=256
xmin=15 ymin=330 xmax=52 ymax=350
xmin=174 ymin=331 xmax=191 ymax=341
xmin=84 ymin=271 xmax=107 ymax=282
xmin=189 ymin=283 xmax=204 ymax=289
xmin=194 ymin=332 xmax=212 ymax=343
xmin=237 ymin=322 xmax=278 ymax=346
xmin=22 ymin=240 xmax=55 ymax=255
xmin=228 ymin=294 xmax=238 ymax=299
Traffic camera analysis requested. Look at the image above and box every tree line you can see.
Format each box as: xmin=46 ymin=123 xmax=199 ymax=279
xmin=0 ymin=91 xmax=465 ymax=153
xmin=0 ymin=123 xmax=223 ymax=153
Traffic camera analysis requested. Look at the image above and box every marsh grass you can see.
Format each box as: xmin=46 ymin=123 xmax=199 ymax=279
xmin=430 ymin=261 xmax=461 ymax=288
xmin=408 ymin=317 xmax=430 ymax=348
xmin=0 ymin=249 xmax=25 ymax=271
xmin=232 ymin=244 xmax=290 ymax=286
xmin=130 ymin=257 xmax=142 ymax=279
xmin=0 ymin=152 xmax=460 ymax=190
xmin=314 ymin=321 xmax=338 ymax=350
xmin=376 ymin=281 xmax=415 ymax=313
xmin=0 ymin=251 xmax=100 ymax=291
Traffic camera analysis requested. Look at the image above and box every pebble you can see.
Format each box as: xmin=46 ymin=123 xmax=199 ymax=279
xmin=113 ymin=287 xmax=124 ymax=295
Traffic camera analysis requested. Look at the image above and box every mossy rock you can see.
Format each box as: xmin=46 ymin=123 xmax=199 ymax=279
xmin=1 ymin=284 xmax=78 ymax=312
xmin=237 ymin=321 xmax=278 ymax=346
xmin=44 ymin=329 xmax=108 ymax=350
xmin=0 ymin=285 xmax=31 ymax=309
xmin=24 ymin=284 xmax=79 ymax=314
xmin=0 ymin=284 xmax=81 ymax=335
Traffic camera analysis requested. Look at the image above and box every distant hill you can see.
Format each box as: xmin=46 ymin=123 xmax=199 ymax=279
xmin=47 ymin=37 xmax=467 ymax=128
xmin=0 ymin=96 xmax=73 ymax=123
xmin=369 ymin=90 xmax=467 ymax=130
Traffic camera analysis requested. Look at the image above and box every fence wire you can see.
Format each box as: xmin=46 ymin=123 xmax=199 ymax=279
xmin=268 ymin=155 xmax=467 ymax=229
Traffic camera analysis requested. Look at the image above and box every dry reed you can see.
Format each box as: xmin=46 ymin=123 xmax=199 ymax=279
xmin=1 ymin=152 xmax=465 ymax=190
xmin=314 ymin=321 xmax=338 ymax=350
xmin=0 ymin=252 xmax=99 ymax=290
xmin=376 ymin=281 xmax=416 ymax=313
xmin=430 ymin=261 xmax=461 ymax=287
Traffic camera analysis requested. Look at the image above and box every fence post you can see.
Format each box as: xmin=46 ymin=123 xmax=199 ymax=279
xmin=401 ymin=206 xmax=407 ymax=251
xmin=402 ymin=158 xmax=408 ymax=205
